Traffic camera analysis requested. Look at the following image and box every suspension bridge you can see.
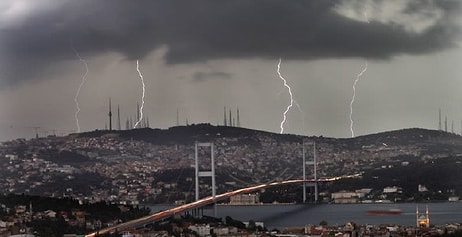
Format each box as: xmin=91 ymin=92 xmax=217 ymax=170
xmin=85 ymin=141 xmax=359 ymax=236
xmin=85 ymin=174 xmax=358 ymax=237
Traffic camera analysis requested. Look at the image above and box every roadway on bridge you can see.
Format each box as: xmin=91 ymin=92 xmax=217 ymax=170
xmin=85 ymin=176 xmax=357 ymax=237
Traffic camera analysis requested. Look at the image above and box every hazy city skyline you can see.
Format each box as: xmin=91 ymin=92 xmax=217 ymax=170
xmin=1 ymin=0 xmax=462 ymax=141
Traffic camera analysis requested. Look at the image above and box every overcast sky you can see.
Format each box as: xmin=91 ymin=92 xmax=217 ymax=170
xmin=1 ymin=0 xmax=462 ymax=141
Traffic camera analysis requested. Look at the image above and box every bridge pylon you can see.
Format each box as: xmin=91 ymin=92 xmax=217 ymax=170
xmin=302 ymin=141 xmax=318 ymax=203
xmin=194 ymin=142 xmax=217 ymax=216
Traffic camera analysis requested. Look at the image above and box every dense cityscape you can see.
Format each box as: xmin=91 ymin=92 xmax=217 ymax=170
xmin=0 ymin=125 xmax=461 ymax=236
xmin=2 ymin=125 xmax=460 ymax=205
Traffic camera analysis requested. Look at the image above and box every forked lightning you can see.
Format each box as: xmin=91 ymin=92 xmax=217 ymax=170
xmin=277 ymin=58 xmax=294 ymax=134
xmin=72 ymin=46 xmax=89 ymax=133
xmin=349 ymin=61 xmax=367 ymax=137
xmin=349 ymin=5 xmax=370 ymax=137
xmin=134 ymin=60 xmax=146 ymax=128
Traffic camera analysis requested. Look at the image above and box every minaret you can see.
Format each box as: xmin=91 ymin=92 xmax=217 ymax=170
xmin=117 ymin=105 xmax=121 ymax=130
xmin=237 ymin=107 xmax=240 ymax=127
xmin=224 ymin=107 xmax=227 ymax=126
xmin=125 ymin=118 xmax=129 ymax=130
xmin=108 ymin=98 xmax=112 ymax=131
xmin=425 ymin=205 xmax=430 ymax=227
xmin=452 ymin=120 xmax=454 ymax=133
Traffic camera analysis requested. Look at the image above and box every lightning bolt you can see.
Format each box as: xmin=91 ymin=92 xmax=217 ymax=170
xmin=277 ymin=58 xmax=294 ymax=134
xmin=349 ymin=61 xmax=367 ymax=138
xmin=134 ymin=59 xmax=146 ymax=129
xmin=349 ymin=4 xmax=370 ymax=138
xmin=71 ymin=46 xmax=89 ymax=133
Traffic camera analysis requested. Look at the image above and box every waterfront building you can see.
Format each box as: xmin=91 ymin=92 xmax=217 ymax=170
xmin=416 ymin=206 xmax=430 ymax=228
xmin=331 ymin=191 xmax=364 ymax=204
xmin=230 ymin=193 xmax=260 ymax=205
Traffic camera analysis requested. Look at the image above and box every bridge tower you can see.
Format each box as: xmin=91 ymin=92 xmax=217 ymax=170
xmin=302 ymin=141 xmax=318 ymax=203
xmin=195 ymin=142 xmax=217 ymax=216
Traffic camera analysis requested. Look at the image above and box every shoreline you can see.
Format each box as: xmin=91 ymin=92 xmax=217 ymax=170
xmin=142 ymin=200 xmax=461 ymax=206
xmin=217 ymin=202 xmax=297 ymax=206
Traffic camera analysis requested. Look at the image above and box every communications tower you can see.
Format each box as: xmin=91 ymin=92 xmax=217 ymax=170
xmin=108 ymin=98 xmax=112 ymax=131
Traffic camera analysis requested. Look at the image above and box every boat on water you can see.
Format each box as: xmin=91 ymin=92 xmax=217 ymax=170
xmin=367 ymin=208 xmax=402 ymax=215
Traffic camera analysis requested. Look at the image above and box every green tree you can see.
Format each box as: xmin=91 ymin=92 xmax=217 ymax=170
xmin=225 ymin=216 xmax=245 ymax=229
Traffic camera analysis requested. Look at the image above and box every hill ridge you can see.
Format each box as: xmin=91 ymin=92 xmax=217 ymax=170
xmin=70 ymin=124 xmax=459 ymax=146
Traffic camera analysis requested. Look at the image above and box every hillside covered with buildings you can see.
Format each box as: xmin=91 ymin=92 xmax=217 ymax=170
xmin=1 ymin=124 xmax=462 ymax=205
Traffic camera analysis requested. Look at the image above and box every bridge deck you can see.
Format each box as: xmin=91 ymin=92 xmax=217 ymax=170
xmin=85 ymin=177 xmax=349 ymax=237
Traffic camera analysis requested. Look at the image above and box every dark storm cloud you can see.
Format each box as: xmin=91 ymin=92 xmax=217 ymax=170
xmin=0 ymin=0 xmax=460 ymax=87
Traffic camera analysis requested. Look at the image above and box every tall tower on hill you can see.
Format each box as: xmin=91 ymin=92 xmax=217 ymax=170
xmin=108 ymin=98 xmax=112 ymax=131
xmin=229 ymin=109 xmax=232 ymax=126
xmin=223 ymin=107 xmax=227 ymax=126
xmin=445 ymin=116 xmax=448 ymax=132
xmin=438 ymin=108 xmax=442 ymax=131
xmin=237 ymin=107 xmax=240 ymax=127
xmin=117 ymin=105 xmax=121 ymax=130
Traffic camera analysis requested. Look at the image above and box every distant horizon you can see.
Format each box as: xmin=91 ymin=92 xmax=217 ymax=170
xmin=3 ymin=123 xmax=457 ymax=143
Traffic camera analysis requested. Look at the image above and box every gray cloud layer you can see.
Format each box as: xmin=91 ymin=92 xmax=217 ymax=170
xmin=0 ymin=0 xmax=460 ymax=87
xmin=193 ymin=72 xmax=232 ymax=82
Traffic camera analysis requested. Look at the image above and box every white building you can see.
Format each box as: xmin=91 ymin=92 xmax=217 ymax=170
xmin=448 ymin=196 xmax=460 ymax=202
xmin=230 ymin=193 xmax=260 ymax=205
xmin=189 ymin=224 xmax=211 ymax=237
xmin=418 ymin=184 xmax=429 ymax=192
xmin=331 ymin=191 xmax=366 ymax=203
xmin=213 ymin=226 xmax=230 ymax=236
xmin=383 ymin=186 xmax=400 ymax=193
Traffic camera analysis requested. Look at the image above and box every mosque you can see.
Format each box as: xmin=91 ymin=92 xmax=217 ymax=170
xmin=416 ymin=206 xmax=430 ymax=228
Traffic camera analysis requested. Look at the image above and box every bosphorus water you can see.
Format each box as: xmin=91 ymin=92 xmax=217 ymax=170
xmin=149 ymin=202 xmax=462 ymax=229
